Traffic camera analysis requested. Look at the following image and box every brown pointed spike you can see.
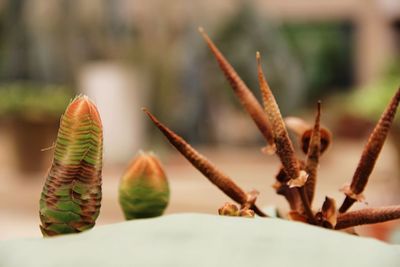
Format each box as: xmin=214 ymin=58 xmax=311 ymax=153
xmin=335 ymin=205 xmax=400 ymax=230
xmin=304 ymin=102 xmax=322 ymax=205
xmin=339 ymin=88 xmax=400 ymax=213
xmin=256 ymin=52 xmax=302 ymax=183
xmin=143 ymin=108 xmax=267 ymax=217
xmin=198 ymin=28 xmax=275 ymax=153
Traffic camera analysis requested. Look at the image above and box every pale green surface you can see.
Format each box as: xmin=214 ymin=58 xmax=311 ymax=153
xmin=1 ymin=213 xmax=399 ymax=267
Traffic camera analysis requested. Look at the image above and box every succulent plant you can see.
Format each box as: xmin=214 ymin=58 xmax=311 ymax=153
xmin=39 ymin=95 xmax=103 ymax=236
xmin=143 ymin=28 xmax=400 ymax=233
xmin=119 ymin=151 xmax=170 ymax=219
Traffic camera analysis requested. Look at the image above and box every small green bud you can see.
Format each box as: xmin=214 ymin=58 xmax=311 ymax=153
xmin=119 ymin=151 xmax=170 ymax=220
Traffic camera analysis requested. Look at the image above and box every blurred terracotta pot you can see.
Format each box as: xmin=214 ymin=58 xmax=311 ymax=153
xmin=4 ymin=117 xmax=59 ymax=174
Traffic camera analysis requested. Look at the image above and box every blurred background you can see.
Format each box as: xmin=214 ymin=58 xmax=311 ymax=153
xmin=0 ymin=0 xmax=400 ymax=242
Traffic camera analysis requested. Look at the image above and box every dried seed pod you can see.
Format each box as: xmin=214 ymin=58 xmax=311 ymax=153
xmin=339 ymin=88 xmax=400 ymax=213
xmin=199 ymin=27 xmax=275 ymax=154
xmin=119 ymin=151 xmax=170 ymax=220
xmin=143 ymin=108 xmax=267 ymax=217
xmin=285 ymin=116 xmax=331 ymax=155
xmin=256 ymin=52 xmax=305 ymax=185
xmin=39 ymin=96 xmax=103 ymax=237
xmin=257 ymin=52 xmax=314 ymax=222
xmin=335 ymin=205 xmax=400 ymax=230
xmin=304 ymin=102 xmax=322 ymax=205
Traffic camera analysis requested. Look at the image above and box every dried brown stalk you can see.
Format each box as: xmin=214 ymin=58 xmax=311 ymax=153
xmin=304 ymin=102 xmax=322 ymax=205
xmin=256 ymin=52 xmax=305 ymax=185
xmin=198 ymin=27 xmax=275 ymax=154
xmin=256 ymin=52 xmax=315 ymax=222
xmin=143 ymin=108 xmax=267 ymax=217
xmin=339 ymin=88 xmax=400 ymax=213
xmin=336 ymin=205 xmax=400 ymax=230
xmin=144 ymin=28 xmax=400 ymax=234
xmin=274 ymin=167 xmax=303 ymax=212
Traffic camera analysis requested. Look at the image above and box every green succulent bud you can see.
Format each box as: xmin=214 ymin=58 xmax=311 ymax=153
xmin=39 ymin=95 xmax=103 ymax=237
xmin=119 ymin=152 xmax=170 ymax=219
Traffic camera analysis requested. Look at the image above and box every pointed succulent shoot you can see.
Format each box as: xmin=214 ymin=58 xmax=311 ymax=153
xmin=285 ymin=116 xmax=331 ymax=155
xmin=143 ymin=108 xmax=267 ymax=217
xmin=198 ymin=27 xmax=275 ymax=154
xmin=304 ymin=102 xmax=322 ymax=205
xmin=315 ymin=197 xmax=337 ymax=229
xmin=39 ymin=95 xmax=103 ymax=237
xmin=119 ymin=151 xmax=170 ymax=220
xmin=335 ymin=205 xmax=400 ymax=230
xmin=256 ymin=52 xmax=304 ymax=186
xmin=339 ymin=88 xmax=400 ymax=213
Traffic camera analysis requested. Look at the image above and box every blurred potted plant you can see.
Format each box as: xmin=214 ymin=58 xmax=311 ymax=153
xmin=0 ymin=83 xmax=73 ymax=173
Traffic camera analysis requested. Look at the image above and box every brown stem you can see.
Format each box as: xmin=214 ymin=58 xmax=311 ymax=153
xmin=143 ymin=108 xmax=267 ymax=217
xmin=274 ymin=164 xmax=304 ymax=214
xmin=339 ymin=88 xmax=400 ymax=213
xmin=304 ymin=102 xmax=321 ymax=206
xmin=298 ymin=186 xmax=316 ymax=223
xmin=335 ymin=205 xmax=400 ymax=230
xmin=256 ymin=52 xmax=301 ymax=182
xmin=198 ymin=27 xmax=275 ymax=153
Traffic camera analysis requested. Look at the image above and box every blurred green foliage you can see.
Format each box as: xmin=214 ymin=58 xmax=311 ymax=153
xmin=281 ymin=22 xmax=354 ymax=102
xmin=345 ymin=62 xmax=400 ymax=121
xmin=0 ymin=83 xmax=74 ymax=120
xmin=208 ymin=3 xmax=305 ymax=114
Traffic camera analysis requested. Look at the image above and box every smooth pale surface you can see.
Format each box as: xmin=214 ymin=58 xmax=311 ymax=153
xmin=0 ymin=213 xmax=399 ymax=267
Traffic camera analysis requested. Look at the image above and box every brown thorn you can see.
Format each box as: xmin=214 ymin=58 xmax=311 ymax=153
xmin=143 ymin=108 xmax=267 ymax=217
xmin=339 ymin=88 xmax=400 ymax=213
xmin=335 ymin=205 xmax=400 ymax=230
xmin=304 ymin=101 xmax=322 ymax=206
xmin=199 ymin=28 xmax=275 ymax=153
xmin=257 ymin=52 xmax=302 ymax=183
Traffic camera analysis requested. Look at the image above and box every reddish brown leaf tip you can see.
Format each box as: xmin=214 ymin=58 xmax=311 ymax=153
xmin=142 ymin=108 xmax=157 ymax=123
xmin=67 ymin=95 xmax=102 ymax=125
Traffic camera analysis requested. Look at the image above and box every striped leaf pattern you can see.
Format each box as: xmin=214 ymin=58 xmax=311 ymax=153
xmin=39 ymin=96 xmax=103 ymax=237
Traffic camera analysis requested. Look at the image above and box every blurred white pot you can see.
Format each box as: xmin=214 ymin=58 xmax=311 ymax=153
xmin=79 ymin=62 xmax=148 ymax=165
